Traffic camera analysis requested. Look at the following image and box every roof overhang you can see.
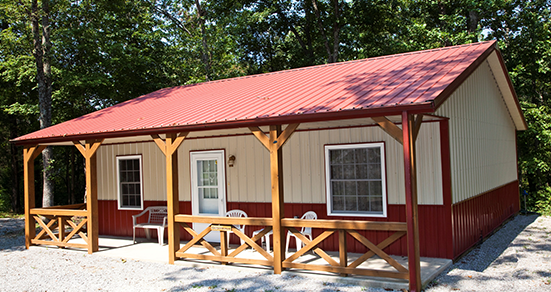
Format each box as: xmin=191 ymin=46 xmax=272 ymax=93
xmin=12 ymin=103 xmax=436 ymax=146
xmin=486 ymin=51 xmax=528 ymax=130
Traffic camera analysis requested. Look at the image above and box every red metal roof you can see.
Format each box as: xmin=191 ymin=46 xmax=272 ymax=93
xmin=14 ymin=41 xmax=499 ymax=144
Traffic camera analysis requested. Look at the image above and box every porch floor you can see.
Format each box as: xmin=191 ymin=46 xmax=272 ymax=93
xmin=32 ymin=236 xmax=451 ymax=290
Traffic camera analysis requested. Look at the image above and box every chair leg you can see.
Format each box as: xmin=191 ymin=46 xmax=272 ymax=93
xmin=296 ymin=235 xmax=301 ymax=253
xmin=133 ymin=227 xmax=136 ymax=244
xmin=158 ymin=228 xmax=163 ymax=245
xmin=266 ymin=234 xmax=270 ymax=253
xmin=285 ymin=232 xmax=291 ymax=254
xmin=144 ymin=229 xmax=150 ymax=239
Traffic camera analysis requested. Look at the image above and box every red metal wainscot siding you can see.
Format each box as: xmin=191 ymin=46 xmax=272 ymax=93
xmin=98 ymin=201 xmax=451 ymax=259
xmin=452 ymin=180 xmax=520 ymax=259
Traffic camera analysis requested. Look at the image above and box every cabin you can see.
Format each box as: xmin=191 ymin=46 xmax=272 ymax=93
xmin=13 ymin=41 xmax=526 ymax=292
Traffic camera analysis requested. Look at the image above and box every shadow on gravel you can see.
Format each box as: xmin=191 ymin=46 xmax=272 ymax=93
xmin=455 ymin=214 xmax=539 ymax=273
xmin=0 ymin=219 xmax=25 ymax=252
xmin=161 ymin=267 xmax=348 ymax=292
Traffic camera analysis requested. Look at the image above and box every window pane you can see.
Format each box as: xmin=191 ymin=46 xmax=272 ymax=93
xmin=120 ymin=160 xmax=127 ymax=171
xmin=367 ymin=148 xmax=381 ymax=163
xmin=198 ymin=188 xmax=204 ymax=199
xmin=133 ymin=159 xmax=139 ymax=170
xmin=355 ymin=148 xmax=367 ymax=163
xmin=344 ymin=181 xmax=356 ymax=196
xmin=358 ymin=196 xmax=369 ymax=212
xmin=368 ymin=164 xmax=381 ymax=179
xmin=210 ymin=188 xmax=218 ymax=199
xmin=120 ymin=172 xmax=127 ymax=183
xmin=209 ymin=173 xmax=218 ymax=186
xmin=345 ymin=196 xmax=357 ymax=211
xmin=333 ymin=196 xmax=344 ymax=211
xmin=357 ymin=181 xmax=369 ymax=196
xmin=355 ymin=164 xmax=368 ymax=179
xmin=331 ymin=165 xmax=343 ymax=179
xmin=330 ymin=150 xmax=342 ymax=164
xmin=342 ymin=149 xmax=355 ymax=163
xmin=369 ymin=181 xmax=382 ymax=196
xmin=332 ymin=181 xmax=344 ymax=196
xmin=343 ymin=165 xmax=355 ymax=179
xmin=371 ymin=197 xmax=383 ymax=211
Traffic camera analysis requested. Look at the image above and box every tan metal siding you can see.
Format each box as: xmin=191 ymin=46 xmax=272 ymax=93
xmin=96 ymin=122 xmax=443 ymax=205
xmin=436 ymin=61 xmax=518 ymax=204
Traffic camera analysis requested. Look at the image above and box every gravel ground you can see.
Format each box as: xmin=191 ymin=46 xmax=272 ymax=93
xmin=1 ymin=215 xmax=550 ymax=292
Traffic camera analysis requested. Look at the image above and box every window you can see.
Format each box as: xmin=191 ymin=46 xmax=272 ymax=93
xmin=325 ymin=143 xmax=387 ymax=217
xmin=116 ymin=155 xmax=143 ymax=210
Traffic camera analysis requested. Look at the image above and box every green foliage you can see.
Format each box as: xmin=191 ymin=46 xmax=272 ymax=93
xmin=518 ymin=101 xmax=551 ymax=215
xmin=0 ymin=0 xmax=550 ymax=214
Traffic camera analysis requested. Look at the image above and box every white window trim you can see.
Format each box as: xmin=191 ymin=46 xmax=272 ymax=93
xmin=325 ymin=142 xmax=387 ymax=218
xmin=116 ymin=155 xmax=144 ymax=211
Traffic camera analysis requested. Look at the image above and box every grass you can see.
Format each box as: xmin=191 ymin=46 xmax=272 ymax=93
xmin=0 ymin=212 xmax=23 ymax=219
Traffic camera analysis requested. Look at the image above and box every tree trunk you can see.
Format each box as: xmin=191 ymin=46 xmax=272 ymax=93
xmin=9 ymin=118 xmax=20 ymax=213
xmin=195 ymin=0 xmax=212 ymax=81
xmin=31 ymin=0 xmax=54 ymax=207
xmin=311 ymin=0 xmax=341 ymax=63
xmin=70 ymin=147 xmax=76 ymax=204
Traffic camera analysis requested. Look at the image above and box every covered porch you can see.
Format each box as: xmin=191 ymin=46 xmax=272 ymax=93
xmin=21 ymin=112 xmax=430 ymax=291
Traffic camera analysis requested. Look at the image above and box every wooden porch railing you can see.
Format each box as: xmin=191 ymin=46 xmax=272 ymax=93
xmin=172 ymin=214 xmax=407 ymax=280
xmin=281 ymin=218 xmax=408 ymax=279
xmin=30 ymin=203 xmax=89 ymax=249
xmin=174 ymin=214 xmax=274 ymax=266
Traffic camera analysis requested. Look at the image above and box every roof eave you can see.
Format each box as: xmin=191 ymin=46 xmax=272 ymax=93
xmin=11 ymin=103 xmax=435 ymax=146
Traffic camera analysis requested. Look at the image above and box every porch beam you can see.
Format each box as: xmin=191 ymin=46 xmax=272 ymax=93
xmin=250 ymin=123 xmax=299 ymax=274
xmin=371 ymin=117 xmax=403 ymax=144
xmin=151 ymin=132 xmax=189 ymax=264
xmin=73 ymin=139 xmax=104 ymax=254
xmin=402 ymin=111 xmax=421 ymax=292
xmin=23 ymin=144 xmax=46 ymax=249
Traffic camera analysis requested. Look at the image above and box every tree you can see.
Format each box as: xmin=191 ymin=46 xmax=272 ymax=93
xmin=30 ymin=0 xmax=54 ymax=207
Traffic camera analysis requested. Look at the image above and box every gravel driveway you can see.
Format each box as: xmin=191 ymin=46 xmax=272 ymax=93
xmin=1 ymin=214 xmax=550 ymax=291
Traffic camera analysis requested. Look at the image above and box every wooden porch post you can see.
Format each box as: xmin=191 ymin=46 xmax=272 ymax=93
xmin=23 ymin=144 xmax=46 ymax=249
xmin=74 ymin=139 xmax=104 ymax=254
xmin=152 ymin=132 xmax=188 ymax=264
xmin=402 ymin=111 xmax=421 ymax=292
xmin=250 ymin=124 xmax=299 ymax=274
xmin=270 ymin=125 xmax=285 ymax=274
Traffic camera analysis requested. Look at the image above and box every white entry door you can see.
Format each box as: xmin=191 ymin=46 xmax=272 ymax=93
xmin=190 ymin=150 xmax=226 ymax=242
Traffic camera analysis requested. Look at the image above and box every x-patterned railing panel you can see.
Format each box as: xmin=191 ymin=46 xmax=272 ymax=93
xmin=281 ymin=218 xmax=408 ymax=280
xmin=174 ymin=214 xmax=274 ymax=267
xmin=30 ymin=203 xmax=89 ymax=249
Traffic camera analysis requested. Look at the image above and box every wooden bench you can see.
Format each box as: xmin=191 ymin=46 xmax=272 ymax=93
xmin=132 ymin=206 xmax=168 ymax=245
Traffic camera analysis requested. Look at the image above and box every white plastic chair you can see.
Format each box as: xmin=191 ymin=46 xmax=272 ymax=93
xmin=225 ymin=209 xmax=247 ymax=246
xmin=286 ymin=211 xmax=317 ymax=254
xmin=252 ymin=228 xmax=273 ymax=252
xmin=132 ymin=206 xmax=168 ymax=245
